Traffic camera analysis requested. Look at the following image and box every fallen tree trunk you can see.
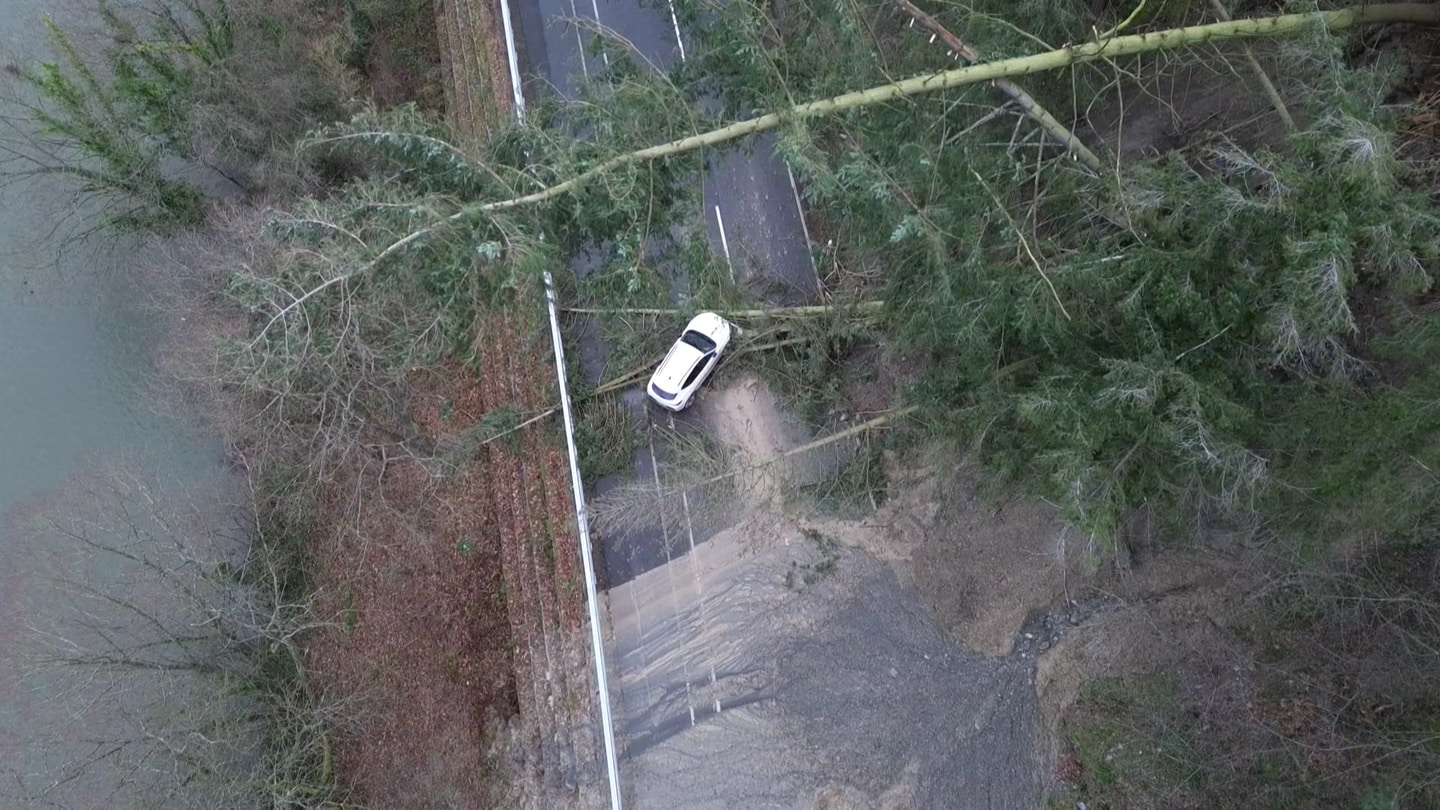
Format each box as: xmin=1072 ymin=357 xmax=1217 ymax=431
xmin=894 ymin=0 xmax=1104 ymax=171
xmin=560 ymin=301 xmax=884 ymax=318
xmin=471 ymin=4 xmax=1436 ymax=214
xmin=352 ymin=5 xmax=1437 ymax=283
xmin=691 ymin=406 xmax=920 ymax=490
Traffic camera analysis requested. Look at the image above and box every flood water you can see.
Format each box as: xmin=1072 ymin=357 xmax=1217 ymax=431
xmin=1 ymin=1 xmax=225 ymax=803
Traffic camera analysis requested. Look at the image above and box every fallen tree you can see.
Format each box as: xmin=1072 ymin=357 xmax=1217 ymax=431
xmin=332 ymin=3 xmax=1440 ymax=293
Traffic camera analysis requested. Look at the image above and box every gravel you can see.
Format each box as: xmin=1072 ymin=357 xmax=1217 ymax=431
xmin=607 ymin=526 xmax=1045 ymax=809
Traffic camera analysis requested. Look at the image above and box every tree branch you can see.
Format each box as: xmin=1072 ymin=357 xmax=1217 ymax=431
xmin=559 ymin=301 xmax=884 ymax=318
xmin=1207 ymin=0 xmax=1296 ymax=131
xmin=302 ymin=3 xmax=1435 ymax=321
xmin=894 ymin=0 xmax=1104 ymax=172
xmin=248 ymin=273 xmax=355 ymax=348
xmin=459 ymin=4 xmax=1434 ymax=217
xmin=692 ymin=407 xmax=919 ymax=489
xmin=972 ymin=170 xmax=1071 ymax=320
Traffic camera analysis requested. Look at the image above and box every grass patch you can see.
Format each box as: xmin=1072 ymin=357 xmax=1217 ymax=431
xmin=802 ymin=439 xmax=887 ymax=518
xmin=349 ymin=0 xmax=445 ymax=110
xmin=1061 ymin=674 xmax=1203 ymax=807
xmin=745 ymin=330 xmax=854 ymax=432
xmin=574 ymin=396 xmax=643 ymax=481
xmin=784 ymin=528 xmax=842 ymax=590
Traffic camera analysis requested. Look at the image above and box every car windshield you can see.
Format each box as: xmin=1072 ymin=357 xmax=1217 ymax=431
xmin=680 ymin=330 xmax=717 ymax=354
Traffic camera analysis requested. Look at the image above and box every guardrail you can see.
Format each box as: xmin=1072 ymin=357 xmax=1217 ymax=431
xmin=501 ymin=6 xmax=621 ymax=803
xmin=543 ymin=273 xmax=624 ymax=810
xmin=497 ymin=0 xmax=527 ymax=118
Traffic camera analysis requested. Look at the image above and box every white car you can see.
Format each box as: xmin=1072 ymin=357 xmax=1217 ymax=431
xmin=646 ymin=312 xmax=737 ymax=411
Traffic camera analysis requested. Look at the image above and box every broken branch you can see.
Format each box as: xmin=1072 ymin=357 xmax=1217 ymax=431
xmin=560 ymin=301 xmax=885 ymax=318
xmin=895 ymin=0 xmax=1104 ymax=172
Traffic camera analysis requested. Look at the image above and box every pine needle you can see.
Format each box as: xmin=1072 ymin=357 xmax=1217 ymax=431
xmin=971 ymin=170 xmax=1072 ymax=321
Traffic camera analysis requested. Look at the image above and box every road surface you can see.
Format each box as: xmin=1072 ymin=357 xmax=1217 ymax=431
xmin=510 ymin=4 xmax=1045 ymax=808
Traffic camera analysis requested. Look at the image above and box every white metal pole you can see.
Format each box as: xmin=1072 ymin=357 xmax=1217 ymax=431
xmin=542 ymin=272 xmax=623 ymax=810
xmin=497 ymin=0 xmax=527 ymax=119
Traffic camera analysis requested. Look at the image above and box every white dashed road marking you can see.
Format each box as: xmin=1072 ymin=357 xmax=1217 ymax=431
xmin=647 ymin=425 xmax=698 ymax=726
xmin=714 ymin=205 xmax=734 ymax=282
xmin=670 ymin=413 xmax=721 ymax=714
xmin=667 ymin=0 xmax=687 ymax=62
xmin=567 ymin=0 xmax=590 ymax=80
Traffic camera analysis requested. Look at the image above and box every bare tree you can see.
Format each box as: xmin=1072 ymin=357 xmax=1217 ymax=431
xmin=11 ymin=470 xmax=352 ymax=808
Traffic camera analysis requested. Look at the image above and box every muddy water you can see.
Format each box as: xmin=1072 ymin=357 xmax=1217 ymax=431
xmin=0 ymin=2 xmax=224 ymax=803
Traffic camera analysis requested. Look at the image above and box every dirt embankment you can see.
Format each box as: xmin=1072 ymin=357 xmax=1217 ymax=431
xmin=1034 ymin=554 xmax=1264 ymax=745
xmin=436 ymin=0 xmax=514 ymax=138
xmin=471 ymin=305 xmax=605 ymax=808
xmin=804 ymin=462 xmax=1083 ymax=659
xmin=306 ymin=366 xmax=516 ymax=807
xmin=303 ymin=3 xmax=602 ymax=806
xmin=436 ymin=4 xmax=605 ymax=805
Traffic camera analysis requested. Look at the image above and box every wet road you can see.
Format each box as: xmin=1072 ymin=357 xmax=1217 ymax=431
xmin=515 ymin=0 xmax=818 ymax=310
xmin=510 ymin=7 xmax=1045 ymax=810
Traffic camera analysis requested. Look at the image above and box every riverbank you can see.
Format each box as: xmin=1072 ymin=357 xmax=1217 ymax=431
xmin=2 ymin=0 xmax=549 ymax=804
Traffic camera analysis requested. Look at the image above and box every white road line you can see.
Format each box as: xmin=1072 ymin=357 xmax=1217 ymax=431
xmin=590 ymin=0 xmax=611 ymax=67
xmin=714 ymin=205 xmax=734 ymax=282
xmin=624 ymin=567 xmax=653 ymax=726
xmin=497 ymin=0 xmax=527 ymax=118
xmin=666 ymin=0 xmax=687 ymax=62
xmin=646 ymin=428 xmax=697 ymax=727
xmin=785 ymin=164 xmax=821 ymax=293
xmin=567 ymin=0 xmax=590 ymax=80
xmin=669 ymin=414 xmax=720 ymax=714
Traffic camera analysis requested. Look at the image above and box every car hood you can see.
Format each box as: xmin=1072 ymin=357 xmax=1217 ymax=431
xmin=649 ymin=341 xmax=706 ymax=394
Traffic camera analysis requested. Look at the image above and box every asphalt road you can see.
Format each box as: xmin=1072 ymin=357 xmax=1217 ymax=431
xmin=515 ymin=0 xmax=821 ymax=579
xmin=516 ymin=0 xmax=818 ymax=307
xmin=509 ymin=5 xmax=1040 ymax=808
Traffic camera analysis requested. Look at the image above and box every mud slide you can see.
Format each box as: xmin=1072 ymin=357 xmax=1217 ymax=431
xmin=601 ymin=377 xmax=1048 ymax=808
xmin=606 ymin=520 xmax=1044 ymax=808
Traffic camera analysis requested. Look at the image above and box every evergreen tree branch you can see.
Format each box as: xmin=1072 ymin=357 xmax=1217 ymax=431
xmin=463 ymin=4 xmax=1434 ymax=215
xmin=1207 ymin=0 xmax=1296 ymax=131
xmin=893 ymin=0 xmax=1104 ymax=172
xmin=345 ymin=4 xmax=1437 ymax=294
xmin=971 ymin=170 xmax=1071 ymax=320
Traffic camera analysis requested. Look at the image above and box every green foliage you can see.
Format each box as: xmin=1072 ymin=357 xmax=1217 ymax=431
xmin=18 ymin=6 xmax=227 ymax=230
xmin=784 ymin=528 xmax=841 ymax=590
xmin=341 ymin=0 xmax=375 ymax=74
xmin=802 ymin=439 xmax=887 ymax=518
xmin=5 ymin=0 xmax=371 ymax=236
xmin=1260 ymin=322 xmax=1440 ymax=556
xmin=574 ymin=396 xmax=643 ymax=481
xmin=659 ymin=0 xmax=1440 ymax=552
xmin=851 ymin=93 xmax=1431 ymax=547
